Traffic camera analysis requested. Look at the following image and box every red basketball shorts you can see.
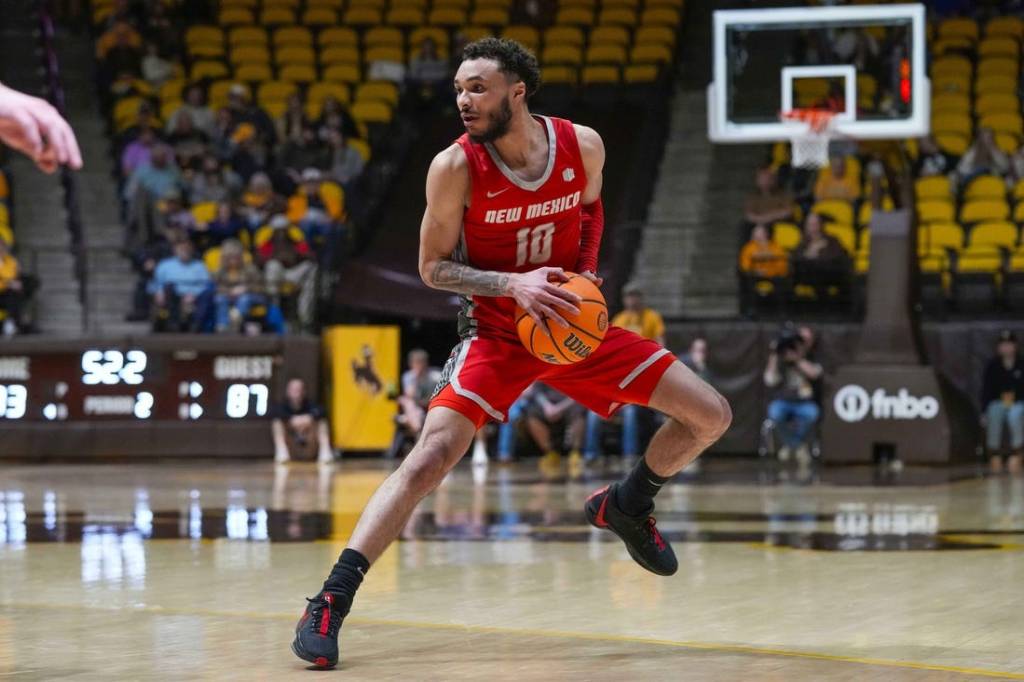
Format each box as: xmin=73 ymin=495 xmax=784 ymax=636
xmin=429 ymin=326 xmax=676 ymax=429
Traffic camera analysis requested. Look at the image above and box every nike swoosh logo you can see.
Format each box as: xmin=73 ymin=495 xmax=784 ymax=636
xmin=594 ymin=492 xmax=610 ymax=528
xmin=486 ymin=188 xmax=510 ymax=198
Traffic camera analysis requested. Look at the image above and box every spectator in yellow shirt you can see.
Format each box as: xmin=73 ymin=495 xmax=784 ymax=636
xmin=612 ymin=283 xmax=666 ymax=346
xmin=0 ymin=239 xmax=24 ymax=336
xmin=739 ymin=224 xmax=789 ymax=278
xmin=813 ymin=155 xmax=861 ymax=202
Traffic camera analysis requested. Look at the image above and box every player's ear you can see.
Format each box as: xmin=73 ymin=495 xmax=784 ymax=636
xmin=510 ymin=79 xmax=526 ymax=103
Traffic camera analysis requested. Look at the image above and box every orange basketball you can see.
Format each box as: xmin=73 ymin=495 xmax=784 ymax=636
xmin=515 ymin=273 xmax=608 ymax=365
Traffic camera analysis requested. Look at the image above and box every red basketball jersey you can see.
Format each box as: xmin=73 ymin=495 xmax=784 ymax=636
xmin=454 ymin=115 xmax=588 ymax=341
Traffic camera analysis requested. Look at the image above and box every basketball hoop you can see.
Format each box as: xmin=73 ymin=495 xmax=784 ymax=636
xmin=781 ymin=108 xmax=837 ymax=169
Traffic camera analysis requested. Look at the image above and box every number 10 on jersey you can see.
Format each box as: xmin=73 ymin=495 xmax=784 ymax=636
xmin=515 ymin=223 xmax=555 ymax=267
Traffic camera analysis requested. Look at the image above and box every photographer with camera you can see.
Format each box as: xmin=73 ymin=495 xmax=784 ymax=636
xmin=764 ymin=325 xmax=824 ymax=464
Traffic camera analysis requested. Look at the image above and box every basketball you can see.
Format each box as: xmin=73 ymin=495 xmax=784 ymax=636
xmin=515 ymin=273 xmax=609 ymax=365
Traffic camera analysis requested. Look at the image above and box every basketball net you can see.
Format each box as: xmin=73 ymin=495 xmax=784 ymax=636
xmin=781 ymin=108 xmax=837 ymax=169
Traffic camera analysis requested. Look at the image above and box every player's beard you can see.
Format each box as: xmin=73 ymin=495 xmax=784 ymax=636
xmin=469 ymin=96 xmax=513 ymax=144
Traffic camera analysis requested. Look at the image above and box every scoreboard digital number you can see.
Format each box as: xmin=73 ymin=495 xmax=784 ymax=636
xmin=0 ymin=350 xmax=279 ymax=422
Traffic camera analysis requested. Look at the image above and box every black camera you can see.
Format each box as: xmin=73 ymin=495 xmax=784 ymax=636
xmin=774 ymin=327 xmax=802 ymax=355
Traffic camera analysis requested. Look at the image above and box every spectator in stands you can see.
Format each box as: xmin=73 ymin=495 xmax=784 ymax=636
xmin=527 ymin=383 xmax=586 ymax=476
xmin=155 ymin=188 xmax=196 ymax=234
xmin=141 ymin=1 xmax=177 ymax=56
xmin=98 ymin=22 xmax=143 ymax=83
xmin=226 ymin=84 xmax=275 ymax=147
xmin=240 ymin=172 xmax=286 ymax=229
xmin=739 ymin=224 xmax=788 ymax=278
xmin=396 ymin=349 xmax=442 ymax=443
xmin=228 ymin=123 xmax=266 ymax=183
xmin=914 ymin=135 xmax=958 ymax=178
xmin=316 ymin=96 xmax=360 ymax=141
xmin=166 ymin=85 xmax=216 ymax=139
xmin=166 ymin=110 xmax=209 ymax=169
xmin=185 ymin=155 xmax=239 ymax=205
xmin=260 ymin=214 xmax=317 ymax=331
xmin=95 ymin=21 xmax=141 ymax=61
xmin=140 ymin=42 xmax=174 ymax=87
xmin=408 ymin=38 xmax=449 ymax=103
xmin=280 ymin=125 xmax=328 ymax=175
xmin=214 ymin=238 xmax=265 ymax=334
xmin=275 ymin=93 xmax=308 ymax=146
xmin=149 ymin=237 xmax=213 ymax=332
xmin=124 ymin=144 xmax=182 ymax=250
xmin=680 ymin=336 xmax=712 ymax=384
xmin=813 ymin=154 xmax=861 ymax=202
xmin=327 ymin=129 xmax=364 ymax=191
xmin=120 ymin=125 xmax=157 ymax=176
xmin=791 ymin=212 xmax=850 ymax=297
xmin=272 ymin=377 xmax=333 ymax=464
xmin=764 ymin=324 xmax=823 ymax=464
xmin=211 ymin=106 xmax=236 ymax=160
xmin=957 ymin=128 xmax=1010 ymax=186
xmin=193 ymin=201 xmax=248 ymax=249
xmin=981 ymin=330 xmax=1024 ymax=474
xmin=287 ymin=167 xmax=344 ymax=241
xmin=744 ymin=165 xmax=795 ymax=229
xmin=0 ymin=239 xmax=24 ymax=337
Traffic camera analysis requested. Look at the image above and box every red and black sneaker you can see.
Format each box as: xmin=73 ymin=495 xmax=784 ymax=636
xmin=584 ymin=483 xmax=678 ymax=576
xmin=291 ymin=591 xmax=347 ymax=669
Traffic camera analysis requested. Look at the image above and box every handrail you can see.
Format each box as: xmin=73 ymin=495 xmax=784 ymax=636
xmin=35 ymin=0 xmax=89 ymax=333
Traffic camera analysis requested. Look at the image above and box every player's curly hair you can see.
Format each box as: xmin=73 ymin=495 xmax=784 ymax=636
xmin=462 ymin=37 xmax=541 ymax=100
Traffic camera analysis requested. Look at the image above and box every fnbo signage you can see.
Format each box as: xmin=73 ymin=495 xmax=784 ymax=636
xmin=833 ymin=385 xmax=941 ymax=423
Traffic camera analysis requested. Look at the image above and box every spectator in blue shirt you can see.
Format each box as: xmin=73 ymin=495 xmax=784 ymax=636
xmin=149 ymin=238 xmax=214 ymax=332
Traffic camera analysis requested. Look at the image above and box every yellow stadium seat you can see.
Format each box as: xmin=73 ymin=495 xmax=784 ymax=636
xmin=994 ymin=133 xmax=1019 ymax=155
xmin=560 ymin=0 xmax=596 ymax=9
xmin=308 ymin=0 xmax=343 ymax=7
xmin=348 ymin=137 xmax=371 ymax=162
xmin=386 ymin=7 xmax=423 ymax=25
xmin=319 ymin=27 xmax=358 ymax=48
xmin=590 ymin=25 xmax=630 ymax=47
xmin=919 ymin=247 xmax=949 ymax=274
xmin=978 ymin=56 xmax=1019 ymax=78
xmin=970 ymin=221 xmax=1018 ymax=249
xmin=274 ymin=26 xmax=312 ymax=48
xmin=428 ymin=7 xmax=467 ymax=25
xmin=542 ymin=65 xmax=577 ymax=85
xmin=811 ymin=199 xmax=854 ymax=227
xmin=229 ymin=26 xmax=267 ymax=48
xmin=348 ymin=0 xmax=386 ymax=8
xmin=221 ymin=0 xmax=257 ymax=8
xmin=581 ymin=65 xmax=620 ymax=85
xmin=0 ymin=225 xmax=13 ymax=246
xmin=931 ymin=113 xmax=972 ymax=138
xmin=928 ymin=222 xmax=965 ymax=252
xmin=1014 ymin=179 xmax=1024 ymax=202
xmin=471 ymin=7 xmax=509 ymax=25
xmin=555 ymin=7 xmax=594 ymax=26
xmin=932 ymin=74 xmax=971 ymax=96
xmin=323 ymin=63 xmax=362 ymax=84
xmin=475 ymin=0 xmax=512 ymax=8
xmin=987 ymin=16 xmax=1024 ymax=40
xmin=631 ymin=43 xmax=673 ymax=65
xmin=824 ymin=224 xmax=856 ymax=254
xmin=586 ymin=44 xmax=626 ymax=65
xmin=191 ymin=202 xmax=219 ymax=226
xmin=235 ymin=63 xmax=272 ymax=82
xmin=320 ymin=46 xmax=360 ymax=67
xmin=641 ymin=7 xmax=680 ymax=27
xmin=365 ymin=46 xmax=404 ymax=64
xmin=603 ymin=0 xmax=639 ymax=8
xmin=158 ymin=78 xmax=185 ymax=102
xmin=391 ymin=0 xmax=426 ymax=8
xmin=502 ymin=25 xmax=539 ymax=51
xmin=976 ymin=74 xmax=1017 ymax=95
xmin=207 ymin=79 xmax=237 ymax=105
xmin=965 ymin=175 xmax=1007 ymax=201
xmin=932 ymin=56 xmax=972 ymax=80
xmin=229 ymin=45 xmax=270 ymax=65
xmin=858 ymin=230 xmax=871 ymax=255
xmin=264 ymin=0 xmax=300 ymax=8
xmin=634 ymin=25 xmax=676 ymax=48
xmin=409 ymin=27 xmax=450 ymax=50
xmin=647 ymin=0 xmax=683 ymax=8
xmin=191 ymin=60 xmax=230 ymax=80
xmin=433 ymin=0 xmax=469 ymax=9
xmin=597 ymin=8 xmax=636 ymax=26
xmin=306 ymin=83 xmax=351 ymax=117
xmin=0 ymin=202 xmax=9 ymax=228
xmin=1010 ymin=249 xmax=1024 ymax=272
xmin=918 ymin=199 xmax=954 ymax=224
xmin=979 ymin=38 xmax=1019 ymax=60
xmin=350 ymin=100 xmax=393 ymax=124
xmin=218 ymin=8 xmax=254 ymax=25
xmin=365 ymin=26 xmax=403 ymax=48
xmin=460 ymin=26 xmax=495 ymax=42
xmin=931 ymin=92 xmax=969 ymax=114
xmin=544 ymin=26 xmax=584 ymax=47
xmin=961 ymin=200 xmax=1010 ymax=224
xmin=858 ymin=198 xmax=894 ymax=227
xmin=355 ymin=81 xmax=399 ymax=106
xmin=159 ymin=98 xmax=180 ymax=121
xmin=981 ymin=112 xmax=1023 ymax=137
xmin=935 ymin=133 xmax=969 ymax=156
xmin=623 ymin=64 xmax=658 ymax=83
xmin=1013 ymin=203 xmax=1024 ymax=224
xmin=976 ymin=92 xmax=1019 ymax=116
xmin=278 ymin=64 xmax=316 ymax=83
xmin=275 ymin=46 xmax=316 ymax=67
xmin=543 ymin=44 xmax=583 ymax=66
xmin=186 ymin=25 xmax=223 ymax=46
xmin=257 ymin=80 xmax=297 ymax=103
xmin=773 ymin=222 xmax=802 ymax=251
xmin=939 ymin=17 xmax=979 ymax=42
xmin=259 ymin=8 xmax=295 ymax=24
xmin=933 ymin=38 xmax=974 ymax=56
xmin=187 ymin=41 xmax=225 ymax=59
xmin=343 ymin=8 xmax=382 ymax=25
xmin=957 ymin=244 xmax=1003 ymax=274
xmin=203 ymin=246 xmax=223 ymax=272
xmin=301 ymin=8 xmax=337 ymax=25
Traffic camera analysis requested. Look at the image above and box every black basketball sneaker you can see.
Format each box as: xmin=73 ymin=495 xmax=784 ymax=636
xmin=584 ymin=483 xmax=678 ymax=576
xmin=291 ymin=591 xmax=347 ymax=668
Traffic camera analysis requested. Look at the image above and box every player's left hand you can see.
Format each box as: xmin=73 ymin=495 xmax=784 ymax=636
xmin=578 ymin=270 xmax=603 ymax=287
xmin=0 ymin=83 xmax=83 ymax=173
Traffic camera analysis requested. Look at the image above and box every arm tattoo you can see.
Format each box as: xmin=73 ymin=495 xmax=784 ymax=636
xmin=430 ymin=260 xmax=511 ymax=297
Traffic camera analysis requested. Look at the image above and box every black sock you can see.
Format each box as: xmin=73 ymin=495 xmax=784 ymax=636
xmin=615 ymin=457 xmax=669 ymax=516
xmin=322 ymin=548 xmax=369 ymax=612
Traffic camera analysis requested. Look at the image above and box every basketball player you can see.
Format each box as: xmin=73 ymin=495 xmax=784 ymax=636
xmin=292 ymin=39 xmax=732 ymax=668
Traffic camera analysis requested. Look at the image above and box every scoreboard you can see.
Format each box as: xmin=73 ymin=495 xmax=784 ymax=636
xmin=0 ymin=335 xmax=319 ymax=457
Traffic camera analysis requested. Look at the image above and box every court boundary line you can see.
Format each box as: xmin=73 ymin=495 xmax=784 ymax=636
xmin=2 ymin=601 xmax=1022 ymax=679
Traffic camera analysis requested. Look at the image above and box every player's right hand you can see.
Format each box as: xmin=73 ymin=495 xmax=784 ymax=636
xmin=0 ymin=83 xmax=83 ymax=173
xmin=509 ymin=266 xmax=582 ymax=333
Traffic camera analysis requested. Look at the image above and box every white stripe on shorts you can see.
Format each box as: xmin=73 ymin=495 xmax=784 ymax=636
xmin=618 ymin=348 xmax=673 ymax=390
xmin=450 ymin=337 xmax=505 ymax=421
